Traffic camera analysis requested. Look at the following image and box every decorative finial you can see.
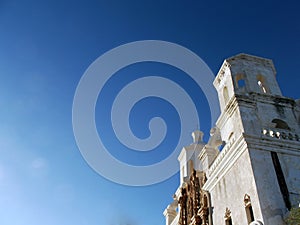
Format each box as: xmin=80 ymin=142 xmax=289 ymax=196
xmin=192 ymin=130 xmax=204 ymax=143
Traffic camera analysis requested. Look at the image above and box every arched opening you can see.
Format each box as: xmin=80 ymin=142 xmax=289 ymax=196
xmin=244 ymin=194 xmax=255 ymax=223
xmin=223 ymin=86 xmax=229 ymax=105
xmin=236 ymin=74 xmax=246 ymax=88
xmin=228 ymin=132 xmax=234 ymax=141
xmin=272 ymin=119 xmax=290 ymax=130
xmin=225 ymin=217 xmax=233 ymax=225
xmin=238 ymin=79 xmax=246 ymax=88
xmin=257 ymin=75 xmax=268 ymax=93
xmin=245 ymin=205 xmax=255 ymax=223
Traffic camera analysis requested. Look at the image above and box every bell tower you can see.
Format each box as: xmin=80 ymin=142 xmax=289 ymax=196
xmin=213 ymin=53 xmax=300 ymax=143
xmin=208 ymin=53 xmax=300 ymax=224
xmin=163 ymin=53 xmax=300 ymax=225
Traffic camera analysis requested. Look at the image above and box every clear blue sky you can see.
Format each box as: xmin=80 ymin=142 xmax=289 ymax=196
xmin=0 ymin=0 xmax=299 ymax=225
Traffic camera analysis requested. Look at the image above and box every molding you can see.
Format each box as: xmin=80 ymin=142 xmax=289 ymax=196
xmin=244 ymin=133 xmax=300 ymax=156
xmin=203 ymin=134 xmax=247 ymax=191
xmin=216 ymin=92 xmax=298 ymax=132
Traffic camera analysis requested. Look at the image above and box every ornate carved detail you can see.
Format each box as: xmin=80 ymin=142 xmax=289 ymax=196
xmin=191 ymin=215 xmax=201 ymax=225
xmin=199 ymin=192 xmax=209 ymax=225
xmin=178 ymin=170 xmax=211 ymax=225
xmin=201 ymin=173 xmax=207 ymax=186
xmin=191 ymin=170 xmax=201 ymax=216
xmin=188 ymin=194 xmax=193 ymax=221
xmin=179 ymin=188 xmax=188 ymax=225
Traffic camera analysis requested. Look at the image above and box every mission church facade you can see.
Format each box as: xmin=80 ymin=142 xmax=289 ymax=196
xmin=163 ymin=54 xmax=300 ymax=225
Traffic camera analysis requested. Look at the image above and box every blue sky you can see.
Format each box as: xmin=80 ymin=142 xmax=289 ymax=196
xmin=0 ymin=0 xmax=299 ymax=225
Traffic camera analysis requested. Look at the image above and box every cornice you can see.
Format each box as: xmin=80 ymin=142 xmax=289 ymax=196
xmin=216 ymin=93 xmax=297 ymax=129
xmin=244 ymin=133 xmax=300 ymax=156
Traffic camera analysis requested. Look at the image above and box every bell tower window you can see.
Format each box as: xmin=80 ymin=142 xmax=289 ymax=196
xmin=236 ymin=74 xmax=246 ymax=89
xmin=257 ymin=75 xmax=268 ymax=93
xmin=238 ymin=79 xmax=246 ymax=88
xmin=258 ymin=80 xmax=266 ymax=93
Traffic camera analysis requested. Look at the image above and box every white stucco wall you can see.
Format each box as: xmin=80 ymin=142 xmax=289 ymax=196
xmin=206 ymin=146 xmax=263 ymax=224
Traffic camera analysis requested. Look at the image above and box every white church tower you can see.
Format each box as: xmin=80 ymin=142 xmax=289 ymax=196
xmin=163 ymin=53 xmax=300 ymax=225
xmin=205 ymin=53 xmax=300 ymax=224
